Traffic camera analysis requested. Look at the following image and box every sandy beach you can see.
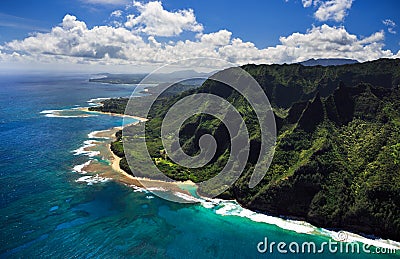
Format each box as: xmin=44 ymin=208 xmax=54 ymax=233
xmin=77 ymin=107 xmax=148 ymax=122
xmin=76 ymin=111 xmax=197 ymax=197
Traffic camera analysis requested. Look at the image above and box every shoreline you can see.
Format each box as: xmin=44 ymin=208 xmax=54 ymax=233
xmin=75 ymin=106 xmax=400 ymax=250
xmin=75 ymin=101 xmax=195 ymax=192
xmin=108 ymin=143 xmax=196 ymax=189
xmin=77 ymin=107 xmax=148 ymax=122
xmin=78 ymin=120 xmax=196 ymax=196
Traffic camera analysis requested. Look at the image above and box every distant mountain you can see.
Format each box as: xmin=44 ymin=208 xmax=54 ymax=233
xmin=299 ymin=58 xmax=359 ymax=66
xmin=159 ymin=69 xmax=214 ymax=80
xmin=89 ymin=73 xmax=147 ymax=84
xmin=89 ymin=70 xmax=215 ymax=85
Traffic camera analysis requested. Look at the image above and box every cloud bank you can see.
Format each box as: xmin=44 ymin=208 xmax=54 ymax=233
xmin=0 ymin=1 xmax=398 ymax=71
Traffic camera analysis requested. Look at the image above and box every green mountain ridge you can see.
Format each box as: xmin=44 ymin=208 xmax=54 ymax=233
xmin=105 ymin=58 xmax=400 ymax=240
xmin=241 ymin=83 xmax=400 ymax=241
xmin=299 ymin=58 xmax=359 ymax=66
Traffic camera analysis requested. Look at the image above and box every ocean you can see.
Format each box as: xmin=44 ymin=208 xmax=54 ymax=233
xmin=0 ymin=74 xmax=398 ymax=258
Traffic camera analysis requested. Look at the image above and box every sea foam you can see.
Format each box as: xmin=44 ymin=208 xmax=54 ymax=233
xmin=87 ymin=97 xmax=109 ymax=106
xmin=88 ymin=130 xmax=110 ymax=139
xmin=72 ymin=160 xmax=92 ymax=174
xmin=207 ymin=199 xmax=400 ymax=250
xmin=40 ymin=109 xmax=96 ymax=118
xmin=75 ymin=174 xmax=111 ymax=185
xmin=72 ymin=140 xmax=100 ymax=157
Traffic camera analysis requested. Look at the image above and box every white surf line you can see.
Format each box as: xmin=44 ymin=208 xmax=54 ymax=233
xmin=40 ymin=109 xmax=97 ymax=118
xmin=72 ymin=160 xmax=92 ymax=174
xmin=171 ymin=191 xmax=400 ymax=250
xmin=72 ymin=140 xmax=100 ymax=157
xmin=76 ymin=174 xmax=111 ymax=185
xmin=88 ymin=130 xmax=111 ymax=139
xmin=205 ymin=198 xmax=400 ymax=250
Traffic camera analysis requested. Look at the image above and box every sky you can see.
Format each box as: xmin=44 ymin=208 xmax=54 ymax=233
xmin=0 ymin=0 xmax=399 ymax=72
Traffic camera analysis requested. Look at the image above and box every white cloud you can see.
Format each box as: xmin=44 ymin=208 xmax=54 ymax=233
xmin=111 ymin=10 xmax=123 ymax=17
xmin=302 ymin=0 xmax=313 ymax=8
xmin=395 ymin=50 xmax=400 ymax=59
xmin=109 ymin=10 xmax=124 ymax=27
xmin=2 ymin=15 xmax=144 ymax=61
xmin=124 ymin=1 xmax=203 ymax=37
xmin=198 ymin=30 xmax=232 ymax=46
xmin=383 ymin=19 xmax=396 ymax=27
xmin=388 ymin=28 xmax=396 ymax=34
xmin=358 ymin=31 xmax=385 ymax=44
xmin=315 ymin=0 xmax=353 ymax=22
xmin=383 ymin=19 xmax=396 ymax=34
xmin=0 ymin=14 xmax=397 ymax=71
xmin=301 ymin=0 xmax=353 ymax=22
xmin=276 ymin=25 xmax=391 ymax=62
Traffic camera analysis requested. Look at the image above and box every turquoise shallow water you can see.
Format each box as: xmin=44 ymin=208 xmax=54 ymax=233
xmin=0 ymin=74 xmax=398 ymax=258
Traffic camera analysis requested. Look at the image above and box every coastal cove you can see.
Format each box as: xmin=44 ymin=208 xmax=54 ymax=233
xmin=0 ymin=74 xmax=399 ymax=258
xmin=76 ymin=106 xmax=400 ymax=253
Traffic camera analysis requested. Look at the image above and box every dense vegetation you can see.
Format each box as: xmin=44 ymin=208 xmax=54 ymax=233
xmin=111 ymin=58 xmax=400 ymax=240
xmin=89 ymin=73 xmax=146 ymax=84
xmin=88 ymin=98 xmax=129 ymax=114
xmin=299 ymin=58 xmax=358 ymax=66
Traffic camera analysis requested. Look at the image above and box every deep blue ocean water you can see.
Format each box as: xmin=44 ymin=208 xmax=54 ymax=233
xmin=0 ymin=74 xmax=398 ymax=258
